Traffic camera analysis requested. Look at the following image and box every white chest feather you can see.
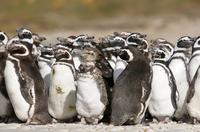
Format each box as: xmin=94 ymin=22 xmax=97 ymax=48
xmin=4 ymin=60 xmax=34 ymax=121
xmin=73 ymin=56 xmax=81 ymax=70
xmin=189 ymin=55 xmax=200 ymax=82
xmin=76 ymin=75 xmax=105 ymax=118
xmin=37 ymin=60 xmax=51 ymax=79
xmin=169 ymin=58 xmax=189 ymax=118
xmin=187 ymin=67 xmax=200 ymax=120
xmin=148 ymin=64 xmax=175 ymax=117
xmin=48 ymin=64 xmax=76 ymax=120
xmin=113 ymin=58 xmax=128 ymax=83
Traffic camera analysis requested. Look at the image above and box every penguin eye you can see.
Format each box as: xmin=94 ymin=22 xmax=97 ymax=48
xmin=0 ymin=34 xmax=5 ymax=41
xmin=198 ymin=40 xmax=200 ymax=45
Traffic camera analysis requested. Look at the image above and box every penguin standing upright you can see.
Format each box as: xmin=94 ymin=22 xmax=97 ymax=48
xmin=4 ymin=29 xmax=52 ymax=124
xmin=0 ymin=31 xmax=16 ymax=122
xmin=37 ymin=45 xmax=54 ymax=92
xmin=188 ymin=37 xmax=200 ymax=82
xmin=148 ymin=39 xmax=177 ymax=122
xmin=187 ymin=65 xmax=200 ymax=123
xmin=110 ymin=46 xmax=151 ymax=125
xmin=168 ymin=36 xmax=194 ymax=120
xmin=76 ymin=46 xmax=110 ymax=124
xmin=48 ymin=44 xmax=77 ymax=121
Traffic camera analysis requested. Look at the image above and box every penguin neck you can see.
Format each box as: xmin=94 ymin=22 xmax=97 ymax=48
xmin=192 ymin=47 xmax=200 ymax=55
xmin=153 ymin=59 xmax=167 ymax=65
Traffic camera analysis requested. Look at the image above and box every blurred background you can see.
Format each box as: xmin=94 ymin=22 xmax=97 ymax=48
xmin=1 ymin=0 xmax=200 ymax=43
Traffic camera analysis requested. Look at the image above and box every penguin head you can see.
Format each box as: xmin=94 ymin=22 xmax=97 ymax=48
xmin=126 ymin=33 xmax=148 ymax=52
xmin=32 ymin=33 xmax=46 ymax=46
xmin=53 ymin=45 xmax=72 ymax=62
xmin=176 ymin=36 xmax=194 ymax=50
xmin=115 ymin=47 xmax=134 ymax=63
xmin=150 ymin=38 xmax=174 ymax=62
xmin=0 ymin=31 xmax=8 ymax=45
xmin=38 ymin=45 xmax=54 ymax=60
xmin=7 ymin=41 xmax=32 ymax=58
xmin=81 ymin=46 xmax=113 ymax=78
xmin=16 ymin=28 xmax=33 ymax=44
xmin=192 ymin=36 xmax=200 ymax=50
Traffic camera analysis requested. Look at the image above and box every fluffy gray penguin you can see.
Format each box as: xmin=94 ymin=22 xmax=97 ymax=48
xmin=4 ymin=33 xmax=52 ymax=124
xmin=168 ymin=36 xmax=194 ymax=121
xmin=76 ymin=46 xmax=109 ymax=124
xmin=148 ymin=39 xmax=177 ymax=122
xmin=48 ymin=44 xmax=77 ymax=121
xmin=110 ymin=46 xmax=151 ymax=125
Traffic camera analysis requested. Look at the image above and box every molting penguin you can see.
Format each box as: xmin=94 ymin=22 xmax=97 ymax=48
xmin=168 ymin=36 xmax=194 ymax=120
xmin=188 ymin=37 xmax=200 ymax=82
xmin=76 ymin=46 xmax=109 ymax=124
xmin=110 ymin=46 xmax=151 ymax=125
xmin=48 ymin=44 xmax=77 ymax=121
xmin=148 ymin=39 xmax=177 ymax=122
xmin=4 ymin=40 xmax=52 ymax=124
xmin=0 ymin=31 xmax=16 ymax=122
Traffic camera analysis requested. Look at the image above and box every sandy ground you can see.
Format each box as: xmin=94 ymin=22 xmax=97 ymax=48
xmin=2 ymin=17 xmax=200 ymax=131
xmin=0 ymin=122 xmax=200 ymax=132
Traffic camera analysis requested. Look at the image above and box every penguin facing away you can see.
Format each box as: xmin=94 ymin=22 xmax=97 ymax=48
xmin=188 ymin=37 xmax=200 ymax=83
xmin=110 ymin=46 xmax=151 ymax=125
xmin=148 ymin=40 xmax=177 ymax=122
xmin=48 ymin=45 xmax=77 ymax=121
xmin=4 ymin=40 xmax=52 ymax=124
xmin=168 ymin=36 xmax=194 ymax=120
xmin=76 ymin=46 xmax=108 ymax=124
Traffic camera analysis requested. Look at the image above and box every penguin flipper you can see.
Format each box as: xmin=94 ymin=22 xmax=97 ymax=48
xmin=186 ymin=66 xmax=199 ymax=103
xmin=20 ymin=76 xmax=34 ymax=105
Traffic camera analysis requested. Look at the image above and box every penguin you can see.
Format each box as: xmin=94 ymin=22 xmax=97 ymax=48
xmin=148 ymin=39 xmax=177 ymax=122
xmin=110 ymin=46 xmax=151 ymax=125
xmin=48 ymin=44 xmax=77 ymax=121
xmin=37 ymin=45 xmax=54 ymax=93
xmin=187 ymin=65 xmax=200 ymax=123
xmin=0 ymin=31 xmax=16 ymax=123
xmin=168 ymin=36 xmax=194 ymax=120
xmin=188 ymin=36 xmax=200 ymax=83
xmin=4 ymin=40 xmax=52 ymax=124
xmin=76 ymin=46 xmax=109 ymax=124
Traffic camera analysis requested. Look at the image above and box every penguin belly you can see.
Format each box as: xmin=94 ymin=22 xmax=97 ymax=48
xmin=149 ymin=64 xmax=175 ymax=120
xmin=187 ymin=67 xmax=200 ymax=121
xmin=169 ymin=59 xmax=189 ymax=119
xmin=38 ymin=60 xmax=51 ymax=90
xmin=188 ymin=55 xmax=200 ymax=82
xmin=113 ymin=58 xmax=128 ymax=83
xmin=48 ymin=64 xmax=76 ymax=120
xmin=4 ymin=60 xmax=34 ymax=121
xmin=76 ymin=75 xmax=105 ymax=118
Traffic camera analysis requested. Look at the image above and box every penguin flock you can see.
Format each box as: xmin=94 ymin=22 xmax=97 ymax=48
xmin=0 ymin=28 xmax=200 ymax=125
